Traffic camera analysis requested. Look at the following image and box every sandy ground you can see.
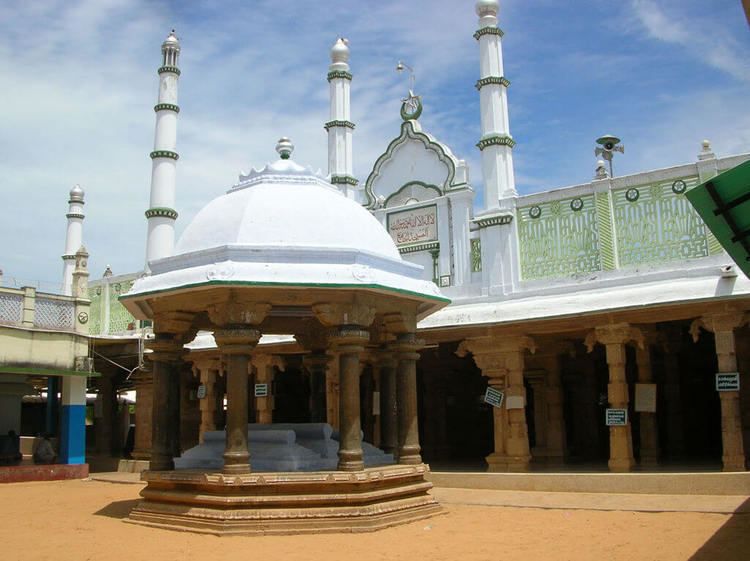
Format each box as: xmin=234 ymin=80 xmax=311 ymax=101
xmin=1 ymin=479 xmax=748 ymax=561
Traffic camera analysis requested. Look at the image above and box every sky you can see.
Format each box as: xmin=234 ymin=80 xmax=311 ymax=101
xmin=1 ymin=0 xmax=748 ymax=290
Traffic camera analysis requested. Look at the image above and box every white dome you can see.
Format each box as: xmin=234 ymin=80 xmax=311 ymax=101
xmin=476 ymin=0 xmax=499 ymax=17
xmin=176 ymin=159 xmax=399 ymax=260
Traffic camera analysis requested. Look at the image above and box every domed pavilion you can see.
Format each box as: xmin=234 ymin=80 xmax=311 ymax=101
xmin=121 ymin=139 xmax=449 ymax=534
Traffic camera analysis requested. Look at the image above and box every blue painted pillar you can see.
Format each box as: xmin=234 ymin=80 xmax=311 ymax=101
xmin=60 ymin=375 xmax=87 ymax=464
xmin=45 ymin=377 xmax=60 ymax=436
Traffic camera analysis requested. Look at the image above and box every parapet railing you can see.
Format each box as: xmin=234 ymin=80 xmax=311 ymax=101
xmin=0 ymin=286 xmax=87 ymax=333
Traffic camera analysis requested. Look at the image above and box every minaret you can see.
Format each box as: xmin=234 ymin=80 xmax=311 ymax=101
xmin=475 ymin=0 xmax=516 ymax=210
xmin=326 ymin=38 xmax=358 ymax=199
xmin=145 ymin=30 xmax=181 ymax=268
xmin=62 ymin=184 xmax=85 ymax=296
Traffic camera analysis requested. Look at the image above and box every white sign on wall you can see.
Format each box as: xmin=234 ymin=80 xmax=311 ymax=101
xmin=605 ymin=408 xmax=628 ymax=426
xmin=196 ymin=384 xmax=207 ymax=399
xmin=484 ymin=387 xmax=504 ymax=408
xmin=716 ymin=373 xmax=740 ymax=392
xmin=254 ymin=383 xmax=269 ymax=397
xmin=387 ymin=204 xmax=438 ymax=246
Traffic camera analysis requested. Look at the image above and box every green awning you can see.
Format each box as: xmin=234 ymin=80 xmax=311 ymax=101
xmin=686 ymin=160 xmax=750 ymax=278
xmin=0 ymin=366 xmax=101 ymax=378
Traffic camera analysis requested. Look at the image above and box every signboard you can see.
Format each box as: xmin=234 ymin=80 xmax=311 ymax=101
xmin=716 ymin=373 xmax=740 ymax=392
xmin=254 ymin=383 xmax=269 ymax=397
xmin=196 ymin=384 xmax=207 ymax=399
xmin=505 ymin=395 xmax=525 ymax=410
xmin=387 ymin=204 xmax=438 ymax=246
xmin=484 ymin=387 xmax=504 ymax=408
xmin=635 ymin=383 xmax=657 ymax=413
xmin=605 ymin=408 xmax=628 ymax=426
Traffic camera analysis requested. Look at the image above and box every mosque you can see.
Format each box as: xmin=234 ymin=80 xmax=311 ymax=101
xmin=2 ymin=0 xmax=750 ymax=497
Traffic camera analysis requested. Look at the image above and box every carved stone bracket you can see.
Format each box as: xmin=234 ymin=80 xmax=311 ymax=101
xmin=146 ymin=333 xmax=184 ymax=363
xmin=382 ymin=311 xmax=417 ymax=335
xmin=585 ymin=323 xmax=644 ymax=353
xmin=153 ymin=311 xmax=194 ymax=336
xmin=214 ymin=328 xmax=262 ymax=355
xmin=208 ymin=301 xmax=271 ymax=327
xmin=690 ymin=312 xmax=748 ymax=342
xmin=312 ymin=301 xmax=377 ymax=328
xmin=251 ymin=353 xmax=286 ymax=373
xmin=456 ymin=335 xmax=536 ymax=381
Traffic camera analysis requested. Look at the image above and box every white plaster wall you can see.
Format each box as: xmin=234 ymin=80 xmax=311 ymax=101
xmin=370 ymin=140 xmax=450 ymax=201
xmin=0 ymin=327 xmax=87 ymax=370
xmin=402 ymin=251 xmax=434 ymax=283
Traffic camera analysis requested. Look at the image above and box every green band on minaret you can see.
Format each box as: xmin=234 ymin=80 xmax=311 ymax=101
xmin=150 ymin=150 xmax=179 ymax=161
xmin=473 ymin=27 xmax=504 ymax=40
xmin=330 ymin=175 xmax=359 ymax=186
xmin=475 ymin=76 xmax=510 ymax=90
xmin=145 ymin=207 xmax=178 ymax=220
xmin=158 ymin=66 xmax=181 ymax=76
xmin=154 ymin=103 xmax=180 ymax=113
xmin=324 ymin=120 xmax=356 ymax=131
xmin=327 ymin=70 xmax=352 ymax=82
xmin=477 ymin=134 xmax=516 ymax=150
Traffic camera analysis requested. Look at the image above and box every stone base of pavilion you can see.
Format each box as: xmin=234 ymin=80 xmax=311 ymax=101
xmin=127 ymin=463 xmax=442 ymax=535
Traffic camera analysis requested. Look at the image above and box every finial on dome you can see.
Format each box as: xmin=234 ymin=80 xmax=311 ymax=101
xmin=698 ymin=139 xmax=715 ymax=161
xmin=330 ymin=37 xmax=350 ymax=64
xmin=164 ymin=29 xmax=179 ymax=45
xmin=69 ymin=184 xmax=84 ymax=202
xmin=476 ymin=0 xmax=499 ymax=17
xmin=276 ymin=137 xmax=294 ymax=160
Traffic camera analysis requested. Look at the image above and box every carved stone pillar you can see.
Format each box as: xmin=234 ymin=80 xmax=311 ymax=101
xmin=214 ymin=328 xmax=261 ymax=474
xmin=303 ymin=353 xmax=329 ymax=423
xmin=330 ymin=326 xmax=370 ymax=471
xmin=197 ymin=363 xmax=219 ymax=443
xmin=635 ymin=339 xmax=660 ymax=466
xmin=132 ymin=370 xmax=153 ymax=460
xmin=457 ymin=336 xmax=535 ymax=472
xmin=326 ymin=354 xmax=340 ymax=431
xmin=377 ymin=350 xmax=398 ymax=455
xmin=586 ymin=324 xmax=642 ymax=472
xmin=394 ymin=333 xmax=423 ymax=465
xmin=148 ymin=334 xmax=183 ymax=471
xmin=252 ymin=354 xmax=283 ymax=425
xmin=694 ymin=312 xmax=748 ymax=471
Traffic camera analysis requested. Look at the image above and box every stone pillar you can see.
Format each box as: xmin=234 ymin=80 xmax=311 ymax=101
xmin=304 ymin=353 xmax=329 ymax=423
xmin=197 ymin=365 xmax=218 ymax=443
xmin=635 ymin=341 xmax=660 ymax=466
xmin=696 ymin=313 xmax=747 ymax=471
xmin=586 ymin=324 xmax=642 ymax=472
xmin=331 ymin=326 xmax=369 ymax=471
xmin=132 ymin=370 xmax=153 ymax=460
xmin=214 ymin=328 xmax=261 ymax=474
xmin=527 ymin=375 xmax=546 ymax=455
xmin=457 ymin=336 xmax=535 ymax=472
xmin=541 ymin=353 xmax=566 ymax=461
xmin=394 ymin=333 xmax=423 ymax=465
xmin=378 ymin=350 xmax=398 ymax=455
xmin=252 ymin=354 xmax=283 ymax=425
xmin=148 ymin=334 xmax=182 ymax=471
xmin=326 ymin=354 xmax=340 ymax=431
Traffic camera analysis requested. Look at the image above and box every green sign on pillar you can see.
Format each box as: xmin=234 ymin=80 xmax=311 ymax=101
xmin=686 ymin=160 xmax=750 ymax=278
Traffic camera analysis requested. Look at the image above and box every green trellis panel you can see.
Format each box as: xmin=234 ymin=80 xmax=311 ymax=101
xmin=87 ymin=287 xmax=102 ymax=335
xmin=108 ymin=280 xmax=136 ymax=333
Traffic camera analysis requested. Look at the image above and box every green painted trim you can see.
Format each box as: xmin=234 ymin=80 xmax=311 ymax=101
xmin=67 ymin=199 xmax=85 ymax=205
xmin=400 ymin=98 xmax=423 ymax=122
xmin=324 ymin=120 xmax=355 ymax=131
xmin=707 ymin=230 xmax=725 ymax=255
xmin=0 ymin=366 xmax=101 ymax=378
xmin=120 ymin=279 xmax=450 ymax=305
xmin=66 ymin=213 xmax=85 ymax=219
xmin=150 ymin=150 xmax=179 ymax=161
xmin=327 ymin=70 xmax=352 ymax=82
xmin=364 ymin=121 xmax=457 ymax=209
xmin=477 ymin=134 xmax=516 ymax=150
xmin=145 ymin=207 xmax=178 ymax=220
xmin=61 ymin=254 xmax=76 ymax=261
xmin=595 ymin=191 xmax=617 ymax=270
xmin=473 ymin=27 xmax=504 ymax=40
xmin=399 ymin=241 xmax=440 ymax=255
xmin=384 ymin=181 xmax=442 ymax=208
xmin=473 ymin=213 xmax=513 ymax=228
xmin=330 ymin=175 xmax=359 ymax=186
xmin=475 ymin=76 xmax=510 ymax=90
xmin=154 ymin=103 xmax=180 ymax=114
xmin=158 ymin=65 xmax=181 ymax=76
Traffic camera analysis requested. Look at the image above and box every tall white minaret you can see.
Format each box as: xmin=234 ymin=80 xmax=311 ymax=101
xmin=475 ymin=0 xmax=516 ymax=211
xmin=145 ymin=30 xmax=181 ymax=268
xmin=326 ymin=38 xmax=358 ymax=199
xmin=62 ymin=185 xmax=85 ymax=296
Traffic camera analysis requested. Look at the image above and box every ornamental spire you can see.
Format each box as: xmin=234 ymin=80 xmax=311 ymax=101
xmin=62 ymin=185 xmax=85 ymax=295
xmin=474 ymin=0 xmax=517 ymax=210
xmin=145 ymin=30 xmax=182 ymax=269
xmin=326 ymin=38 xmax=358 ymax=199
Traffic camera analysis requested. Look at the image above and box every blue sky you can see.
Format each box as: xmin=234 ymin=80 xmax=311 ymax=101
xmin=1 ymin=0 xmax=748 ymax=289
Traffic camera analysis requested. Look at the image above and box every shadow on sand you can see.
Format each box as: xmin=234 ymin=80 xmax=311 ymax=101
xmin=94 ymin=499 xmax=140 ymax=520
xmin=688 ymin=497 xmax=750 ymax=561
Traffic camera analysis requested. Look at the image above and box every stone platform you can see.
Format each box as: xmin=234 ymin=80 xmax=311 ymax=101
xmin=0 ymin=463 xmax=89 ymax=483
xmin=127 ymin=463 xmax=441 ymax=535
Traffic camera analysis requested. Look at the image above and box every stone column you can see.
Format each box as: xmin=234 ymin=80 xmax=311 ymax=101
xmin=132 ymin=370 xmax=153 ymax=460
xmin=326 ymin=354 xmax=340 ymax=431
xmin=635 ymin=340 xmax=660 ymax=466
xmin=148 ymin=334 xmax=183 ymax=471
xmin=330 ymin=326 xmax=369 ymax=471
xmin=197 ymin=364 xmax=218 ymax=443
xmin=214 ymin=328 xmax=261 ymax=474
xmin=394 ymin=333 xmax=423 ymax=465
xmin=541 ymin=353 xmax=566 ymax=461
xmin=304 ymin=353 xmax=329 ymax=423
xmin=252 ymin=354 xmax=283 ymax=425
xmin=527 ymin=375 xmax=546 ymax=455
xmin=586 ymin=324 xmax=642 ymax=472
xmin=378 ymin=349 xmax=398 ymax=456
xmin=695 ymin=313 xmax=747 ymax=471
xmin=457 ymin=336 xmax=535 ymax=472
